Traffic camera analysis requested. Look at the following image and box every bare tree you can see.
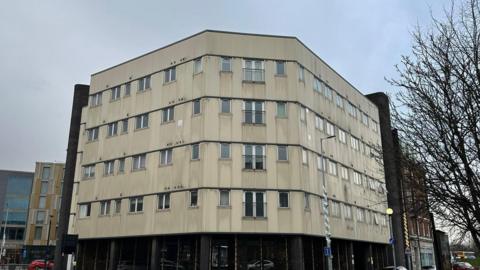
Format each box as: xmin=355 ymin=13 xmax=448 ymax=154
xmin=389 ymin=0 xmax=480 ymax=249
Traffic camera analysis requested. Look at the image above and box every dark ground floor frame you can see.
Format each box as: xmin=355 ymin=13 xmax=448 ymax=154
xmin=76 ymin=234 xmax=390 ymax=270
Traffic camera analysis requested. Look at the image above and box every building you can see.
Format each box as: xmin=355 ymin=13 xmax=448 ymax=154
xmin=67 ymin=30 xmax=391 ymax=270
xmin=24 ymin=162 xmax=65 ymax=262
xmin=0 ymin=170 xmax=33 ymax=264
xmin=400 ymin=154 xmax=436 ymax=269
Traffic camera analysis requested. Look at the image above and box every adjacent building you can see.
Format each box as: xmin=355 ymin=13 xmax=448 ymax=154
xmin=68 ymin=30 xmax=391 ymax=270
xmin=24 ymin=162 xmax=65 ymax=262
xmin=0 ymin=170 xmax=34 ymax=264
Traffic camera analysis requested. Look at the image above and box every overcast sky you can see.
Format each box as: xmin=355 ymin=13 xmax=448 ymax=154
xmin=0 ymin=0 xmax=451 ymax=171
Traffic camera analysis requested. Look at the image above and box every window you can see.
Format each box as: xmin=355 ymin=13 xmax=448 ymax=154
xmin=302 ymin=149 xmax=308 ymax=164
xmin=317 ymin=156 xmax=326 ymax=171
xmin=276 ymin=102 xmax=287 ymax=118
xmin=132 ymin=154 xmax=146 ymax=170
xmin=315 ymin=116 xmax=324 ymax=131
xmin=90 ymin=92 xmax=102 ymax=106
xmin=368 ymin=177 xmax=376 ymax=190
xmin=157 ymin=193 xmax=170 ymax=210
xmin=34 ymin=227 xmax=42 ymax=240
xmin=160 ymin=149 xmax=173 ymax=165
xmin=276 ymin=61 xmax=285 ymax=75
xmin=191 ymin=144 xmax=200 ymax=160
xmin=220 ymin=143 xmax=230 ymax=159
xmin=40 ymin=182 xmax=48 ymax=194
xmin=328 ymin=160 xmax=337 ymax=176
xmin=83 ymin=165 xmax=95 ymax=179
xmin=220 ymin=99 xmax=231 ymax=113
xmin=125 ymin=82 xmax=131 ymax=96
xmin=353 ymin=171 xmax=362 ymax=185
xmin=219 ymin=190 xmax=230 ymax=207
xmin=364 ymin=144 xmax=371 ymax=157
xmin=121 ymin=119 xmax=129 ymax=133
xmin=162 ymin=107 xmax=174 ymax=123
xmin=111 ymin=86 xmax=121 ymax=100
xmin=100 ymin=201 xmax=110 ymax=216
xmin=330 ymin=201 xmax=341 ymax=217
xmin=129 ymin=197 xmax=143 ymax=213
xmin=190 ymin=190 xmax=198 ymax=207
xmin=324 ymin=85 xmax=333 ymax=101
xmin=362 ymin=112 xmax=369 ymax=126
xmin=277 ymin=145 xmax=288 ymax=161
xmin=344 ymin=204 xmax=353 ymax=220
xmin=243 ymin=101 xmax=264 ymax=124
xmin=300 ymin=106 xmax=306 ymax=122
xmin=114 ymin=199 xmax=121 ymax=214
xmin=138 ymin=76 xmax=151 ymax=92
xmin=243 ymin=191 xmax=265 ymax=217
xmin=243 ymin=59 xmax=264 ymax=82
xmin=87 ymin=127 xmax=99 ymax=141
xmin=326 ymin=122 xmax=335 ymax=136
xmin=221 ymin=57 xmax=231 ymax=72
xmin=193 ymin=58 xmax=202 ymax=74
xmin=35 ymin=211 xmax=45 ymax=224
xmin=298 ymin=65 xmax=305 ymax=81
xmin=192 ymin=100 xmax=201 ymax=115
xmin=313 ymin=77 xmax=322 ymax=92
xmin=38 ymin=196 xmax=46 ymax=208
xmin=104 ymin=161 xmax=114 ymax=176
xmin=356 ymin=207 xmax=365 ymax=222
xmin=243 ymin=144 xmax=265 ymax=170
xmin=164 ymin=67 xmax=176 ymax=83
xmin=347 ymin=102 xmax=357 ymax=118
xmin=351 ymin=136 xmax=360 ymax=151
xmin=371 ymin=120 xmax=379 ymax=133
xmin=304 ymin=193 xmax=310 ymax=209
xmin=135 ymin=114 xmax=149 ymax=129
xmin=79 ymin=204 xmax=91 ymax=218
xmin=278 ymin=192 xmax=289 ymax=208
xmin=118 ymin=159 xmax=125 ymax=173
xmin=338 ymin=129 xmax=347 ymax=144
xmin=340 ymin=165 xmax=349 ymax=180
xmin=41 ymin=167 xmax=51 ymax=179
xmin=107 ymin=122 xmax=118 ymax=137
xmin=336 ymin=95 xmax=344 ymax=109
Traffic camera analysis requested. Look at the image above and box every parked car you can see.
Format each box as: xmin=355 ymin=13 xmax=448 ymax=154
xmin=421 ymin=266 xmax=436 ymax=270
xmin=246 ymin=260 xmax=274 ymax=270
xmin=383 ymin=267 xmax=408 ymax=270
xmin=453 ymin=262 xmax=475 ymax=270
xmin=28 ymin=260 xmax=54 ymax=270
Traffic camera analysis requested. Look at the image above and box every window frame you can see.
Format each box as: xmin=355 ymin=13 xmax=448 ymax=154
xmin=220 ymin=143 xmax=231 ymax=159
xmin=164 ymin=67 xmax=176 ymax=83
xmin=191 ymin=144 xmax=200 ymax=160
xmin=243 ymin=100 xmax=265 ymax=124
xmin=276 ymin=61 xmax=285 ymax=75
xmin=162 ymin=106 xmax=175 ymax=123
xmin=220 ymin=99 xmax=231 ymax=113
xmin=138 ymin=76 xmax=151 ymax=92
xmin=189 ymin=190 xmax=198 ymax=207
xmin=243 ymin=191 xmax=266 ymax=218
xmin=243 ymin=144 xmax=266 ymax=170
xmin=276 ymin=102 xmax=287 ymax=118
xmin=278 ymin=192 xmax=289 ymax=208
xmin=192 ymin=99 xmax=201 ymax=115
xmin=219 ymin=190 xmax=230 ymax=207
xmin=160 ymin=149 xmax=173 ymax=165
xmin=107 ymin=122 xmax=118 ymax=137
xmin=111 ymin=86 xmax=121 ymax=101
xmin=135 ymin=114 xmax=149 ymax=130
xmin=157 ymin=193 xmax=171 ymax=210
xmin=193 ymin=58 xmax=202 ymax=74
xmin=277 ymin=145 xmax=288 ymax=161
xmin=220 ymin=57 xmax=232 ymax=72
xmin=132 ymin=154 xmax=147 ymax=171
xmin=129 ymin=197 xmax=144 ymax=213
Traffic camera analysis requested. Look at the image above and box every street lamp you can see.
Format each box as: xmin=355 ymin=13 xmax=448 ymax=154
xmin=321 ymin=135 xmax=335 ymax=270
xmin=0 ymin=205 xmax=9 ymax=264
xmin=386 ymin=208 xmax=397 ymax=269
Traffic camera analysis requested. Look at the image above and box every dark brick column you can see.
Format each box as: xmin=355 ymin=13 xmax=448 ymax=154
xmin=366 ymin=92 xmax=407 ymax=267
xmin=288 ymin=236 xmax=305 ymax=270
xmin=150 ymin=237 xmax=159 ymax=270
xmin=53 ymin=84 xmax=89 ymax=270
xmin=199 ymin=235 xmax=211 ymax=270
xmin=108 ymin=240 xmax=119 ymax=270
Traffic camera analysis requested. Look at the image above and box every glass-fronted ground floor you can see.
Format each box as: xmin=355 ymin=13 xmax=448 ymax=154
xmin=76 ymin=234 xmax=389 ymax=270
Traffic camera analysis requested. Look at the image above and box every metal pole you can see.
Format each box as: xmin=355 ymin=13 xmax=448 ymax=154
xmin=45 ymin=215 xmax=53 ymax=270
xmin=0 ymin=206 xmax=9 ymax=263
xmin=388 ymin=214 xmax=397 ymax=268
xmin=321 ymin=136 xmax=335 ymax=270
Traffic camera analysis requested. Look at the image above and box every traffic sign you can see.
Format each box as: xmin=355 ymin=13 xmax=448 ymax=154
xmin=324 ymin=247 xmax=332 ymax=257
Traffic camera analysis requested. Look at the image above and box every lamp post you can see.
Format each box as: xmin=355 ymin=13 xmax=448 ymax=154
xmin=321 ymin=135 xmax=335 ymax=270
xmin=386 ymin=208 xmax=397 ymax=269
xmin=0 ymin=205 xmax=9 ymax=264
xmin=45 ymin=215 xmax=53 ymax=270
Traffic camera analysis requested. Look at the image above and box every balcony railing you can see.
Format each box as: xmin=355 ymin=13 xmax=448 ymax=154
xmin=243 ymin=68 xmax=265 ymax=82
xmin=243 ymin=155 xmax=266 ymax=170
xmin=243 ymin=110 xmax=265 ymax=124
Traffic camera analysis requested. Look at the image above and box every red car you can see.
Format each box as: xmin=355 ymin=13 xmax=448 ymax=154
xmin=452 ymin=262 xmax=475 ymax=270
xmin=27 ymin=260 xmax=54 ymax=270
